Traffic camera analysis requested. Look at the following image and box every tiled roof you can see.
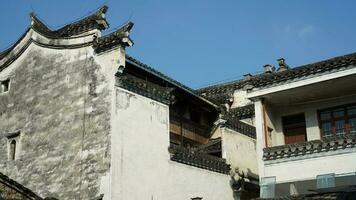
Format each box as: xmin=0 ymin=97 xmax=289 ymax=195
xmin=263 ymin=134 xmax=356 ymax=161
xmin=227 ymin=104 xmax=255 ymax=120
xmin=0 ymin=172 xmax=43 ymax=200
xmin=0 ymin=6 xmax=109 ymax=62
xmin=126 ymin=55 xmax=218 ymax=108
xmin=30 ymin=5 xmax=109 ymax=38
xmin=197 ymin=137 xmax=222 ymax=154
xmin=197 ymin=52 xmax=356 ymax=104
xmin=214 ymin=104 xmax=256 ymax=138
xmin=93 ymin=22 xmax=134 ymax=53
xmin=223 ymin=118 xmax=256 ymax=139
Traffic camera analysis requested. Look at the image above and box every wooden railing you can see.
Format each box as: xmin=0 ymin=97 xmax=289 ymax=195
xmin=170 ymin=114 xmax=211 ymax=137
xmin=168 ymin=145 xmax=231 ymax=174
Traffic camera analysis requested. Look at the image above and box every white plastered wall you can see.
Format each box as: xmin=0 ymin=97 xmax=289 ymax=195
xmin=220 ymin=128 xmax=258 ymax=176
xmin=94 ymin=47 xmax=126 ymax=200
xmin=231 ymin=89 xmax=252 ymax=108
xmin=264 ymin=150 xmax=356 ymax=183
xmin=110 ymin=88 xmax=234 ymax=200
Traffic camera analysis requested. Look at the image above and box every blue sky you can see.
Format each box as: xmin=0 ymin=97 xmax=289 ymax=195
xmin=0 ymin=1 xmax=355 ymax=88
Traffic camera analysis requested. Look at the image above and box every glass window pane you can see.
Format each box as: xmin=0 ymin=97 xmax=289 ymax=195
xmin=335 ymin=120 xmax=345 ymax=135
xmin=333 ymin=109 xmax=345 ymax=118
xmin=317 ymin=174 xmax=335 ymax=189
xmin=320 ymin=111 xmax=331 ymax=120
xmin=322 ymin=122 xmax=332 ymax=137
xmin=261 ymin=177 xmax=276 ymax=198
xmin=347 ymin=106 xmax=356 ymax=115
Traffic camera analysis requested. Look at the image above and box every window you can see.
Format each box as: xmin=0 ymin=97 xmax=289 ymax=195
xmin=318 ymin=104 xmax=356 ymax=138
xmin=317 ymin=174 xmax=335 ymax=189
xmin=282 ymin=114 xmax=307 ymax=144
xmin=260 ymin=176 xmax=276 ymax=198
xmin=9 ymin=140 xmax=16 ymax=160
xmin=6 ymin=131 xmax=20 ymax=160
xmin=0 ymin=79 xmax=10 ymax=93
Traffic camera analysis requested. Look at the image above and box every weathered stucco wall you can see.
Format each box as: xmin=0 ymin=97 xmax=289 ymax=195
xmin=231 ymin=90 xmax=252 ymax=109
xmin=0 ymin=43 xmax=113 ymax=199
xmin=112 ymin=88 xmax=234 ymax=200
xmin=221 ymin=128 xmax=258 ymax=176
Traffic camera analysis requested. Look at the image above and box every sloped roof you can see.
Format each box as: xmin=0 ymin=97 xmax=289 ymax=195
xmin=197 ymin=52 xmax=356 ymax=104
xmin=93 ymin=22 xmax=134 ymax=53
xmin=0 ymin=172 xmax=43 ymax=200
xmin=30 ymin=5 xmax=109 ymax=38
xmin=0 ymin=6 xmax=109 ymax=60
xmin=227 ymin=104 xmax=255 ymax=120
xmin=126 ymin=55 xmax=218 ymax=108
xmin=0 ymin=6 xmax=133 ymax=72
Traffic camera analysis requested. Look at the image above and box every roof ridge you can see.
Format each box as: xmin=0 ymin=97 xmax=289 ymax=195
xmin=29 ymin=5 xmax=109 ymax=37
xmin=101 ymin=21 xmax=134 ymax=39
xmin=53 ymin=5 xmax=109 ymax=36
xmin=197 ymin=51 xmax=356 ymax=94
xmin=0 ymin=6 xmax=110 ymax=61
xmin=125 ymin=54 xmax=196 ymax=92
xmin=125 ymin=55 xmax=218 ymax=108
xmin=93 ymin=21 xmax=134 ymax=53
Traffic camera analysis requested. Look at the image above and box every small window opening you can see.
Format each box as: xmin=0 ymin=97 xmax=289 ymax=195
xmin=260 ymin=176 xmax=276 ymax=198
xmin=6 ymin=131 xmax=20 ymax=160
xmin=10 ymin=140 xmax=16 ymax=160
xmin=317 ymin=174 xmax=335 ymax=189
xmin=0 ymin=79 xmax=10 ymax=93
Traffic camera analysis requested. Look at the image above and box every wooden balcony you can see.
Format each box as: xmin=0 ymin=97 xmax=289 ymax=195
xmin=169 ymin=114 xmax=211 ymax=144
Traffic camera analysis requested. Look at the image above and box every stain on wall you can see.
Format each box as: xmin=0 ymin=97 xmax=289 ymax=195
xmin=0 ymin=46 xmax=111 ymax=199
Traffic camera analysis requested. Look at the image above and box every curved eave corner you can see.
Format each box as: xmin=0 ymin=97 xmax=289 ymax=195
xmin=0 ymin=6 xmax=120 ymax=71
xmin=93 ymin=21 xmax=135 ymax=54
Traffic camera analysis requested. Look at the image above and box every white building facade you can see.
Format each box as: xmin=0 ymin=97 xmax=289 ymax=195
xmin=199 ymin=54 xmax=356 ymax=198
xmin=247 ymin=54 xmax=356 ymax=198
xmin=0 ymin=6 xmax=260 ymax=200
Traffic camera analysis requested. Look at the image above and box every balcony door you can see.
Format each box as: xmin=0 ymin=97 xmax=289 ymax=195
xmin=282 ymin=113 xmax=307 ymax=144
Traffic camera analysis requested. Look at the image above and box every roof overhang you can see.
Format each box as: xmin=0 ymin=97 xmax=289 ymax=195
xmin=246 ymin=65 xmax=356 ymax=100
xmin=0 ymin=6 xmax=134 ymax=72
xmin=125 ymin=56 xmax=219 ymax=109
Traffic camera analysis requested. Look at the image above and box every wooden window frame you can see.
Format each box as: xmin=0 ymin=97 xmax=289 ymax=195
xmin=282 ymin=113 xmax=307 ymax=144
xmin=318 ymin=103 xmax=356 ymax=138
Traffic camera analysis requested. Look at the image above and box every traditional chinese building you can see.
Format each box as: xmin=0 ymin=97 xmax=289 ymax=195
xmin=198 ymin=53 xmax=356 ymax=198
xmin=0 ymin=6 xmax=259 ymax=200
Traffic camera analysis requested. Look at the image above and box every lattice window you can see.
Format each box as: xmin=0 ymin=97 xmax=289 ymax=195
xmin=318 ymin=104 xmax=356 ymax=138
